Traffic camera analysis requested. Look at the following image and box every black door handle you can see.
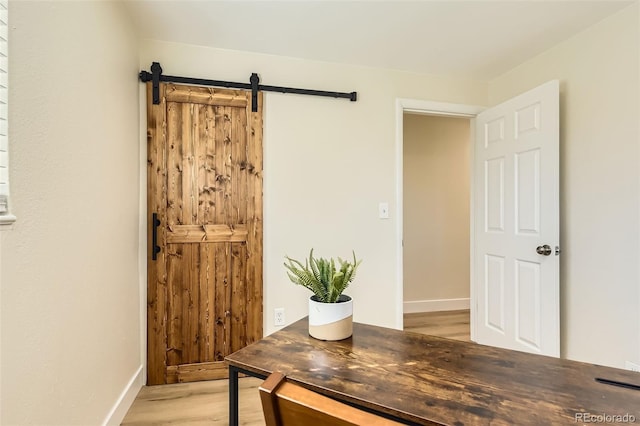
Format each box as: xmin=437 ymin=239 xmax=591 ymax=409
xmin=152 ymin=213 xmax=161 ymax=260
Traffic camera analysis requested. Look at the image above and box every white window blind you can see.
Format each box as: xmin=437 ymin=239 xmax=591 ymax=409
xmin=0 ymin=0 xmax=14 ymax=226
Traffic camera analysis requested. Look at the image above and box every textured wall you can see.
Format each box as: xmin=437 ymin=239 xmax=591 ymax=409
xmin=1 ymin=2 xmax=141 ymax=424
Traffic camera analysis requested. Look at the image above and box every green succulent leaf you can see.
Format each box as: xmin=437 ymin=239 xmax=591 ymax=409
xmin=284 ymin=249 xmax=361 ymax=303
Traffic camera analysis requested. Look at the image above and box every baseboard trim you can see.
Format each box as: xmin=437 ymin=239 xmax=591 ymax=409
xmin=103 ymin=365 xmax=143 ymax=426
xmin=403 ymin=298 xmax=470 ymax=314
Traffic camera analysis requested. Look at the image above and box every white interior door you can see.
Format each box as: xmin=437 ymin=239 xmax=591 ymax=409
xmin=473 ymin=80 xmax=559 ymax=356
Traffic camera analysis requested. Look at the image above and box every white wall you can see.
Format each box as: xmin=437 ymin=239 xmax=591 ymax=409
xmin=403 ymin=114 xmax=470 ymax=306
xmin=489 ymin=3 xmax=640 ymax=368
xmin=1 ymin=2 xmax=141 ymax=424
xmin=139 ymin=40 xmax=488 ymax=335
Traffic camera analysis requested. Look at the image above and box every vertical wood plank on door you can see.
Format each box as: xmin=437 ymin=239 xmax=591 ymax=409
xmin=147 ymin=82 xmax=169 ymax=385
xmin=230 ymin=103 xmax=248 ymax=353
xmin=166 ymin=102 xmax=183 ymax=227
xmin=214 ymin=243 xmax=227 ymax=362
xmin=246 ymin=92 xmax=264 ymax=344
xmin=166 ymin=101 xmax=186 ymax=368
xmin=214 ymin=104 xmax=229 ymax=364
xmin=223 ymin=242 xmax=232 ymax=361
xmin=197 ymin=104 xmax=216 ymax=364
xmin=181 ymin=245 xmax=193 ymax=364
xmin=231 ymin=105 xmax=248 ymax=225
xmin=206 ymin=244 xmax=217 ymax=363
xmin=198 ymin=105 xmax=216 ymax=225
xmin=222 ymin=106 xmax=233 ymax=223
xmin=187 ymin=243 xmax=201 ymax=364
xmin=184 ymin=105 xmax=200 ymax=364
xmin=214 ymin=106 xmax=226 ymax=224
xmin=181 ymin=102 xmax=196 ymax=225
xmin=166 ymin=243 xmax=184 ymax=367
xmin=198 ymin=243 xmax=208 ymax=362
xmin=230 ymin=242 xmax=247 ymax=353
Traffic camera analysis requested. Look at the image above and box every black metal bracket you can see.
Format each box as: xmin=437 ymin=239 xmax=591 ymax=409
xmin=250 ymin=73 xmax=260 ymax=112
xmin=138 ymin=62 xmax=357 ymax=111
xmin=139 ymin=62 xmax=163 ymax=104
xmin=151 ymin=213 xmax=161 ymax=261
xmin=151 ymin=62 xmax=162 ymax=104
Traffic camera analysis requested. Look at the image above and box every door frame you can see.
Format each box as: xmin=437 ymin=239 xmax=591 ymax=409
xmin=394 ymin=98 xmax=484 ymax=340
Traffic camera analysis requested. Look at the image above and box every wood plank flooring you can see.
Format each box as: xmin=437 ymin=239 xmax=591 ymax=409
xmin=403 ymin=309 xmax=470 ymax=342
xmin=121 ymin=377 xmax=265 ymax=425
xmin=121 ymin=310 xmax=470 ymax=425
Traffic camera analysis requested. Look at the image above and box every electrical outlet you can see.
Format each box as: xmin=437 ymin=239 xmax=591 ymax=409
xmin=625 ymin=361 xmax=640 ymax=372
xmin=274 ymin=308 xmax=285 ymax=326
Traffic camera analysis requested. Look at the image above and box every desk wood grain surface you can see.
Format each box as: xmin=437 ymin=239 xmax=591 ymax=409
xmin=226 ymin=318 xmax=640 ymax=425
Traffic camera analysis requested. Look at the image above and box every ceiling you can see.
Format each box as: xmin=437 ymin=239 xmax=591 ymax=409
xmin=124 ymin=0 xmax=635 ymax=80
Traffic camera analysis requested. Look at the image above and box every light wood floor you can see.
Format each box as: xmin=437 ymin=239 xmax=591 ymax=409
xmin=121 ymin=310 xmax=470 ymax=425
xmin=121 ymin=377 xmax=265 ymax=426
xmin=403 ymin=309 xmax=470 ymax=342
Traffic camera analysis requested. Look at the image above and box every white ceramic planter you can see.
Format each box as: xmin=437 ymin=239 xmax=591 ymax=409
xmin=308 ymin=295 xmax=353 ymax=341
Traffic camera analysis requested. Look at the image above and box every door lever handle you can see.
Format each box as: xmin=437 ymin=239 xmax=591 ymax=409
xmin=152 ymin=213 xmax=161 ymax=261
xmin=536 ymin=244 xmax=552 ymax=256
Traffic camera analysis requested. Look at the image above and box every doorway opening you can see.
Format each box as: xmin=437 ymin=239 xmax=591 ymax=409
xmin=402 ymin=112 xmax=471 ymax=342
xmin=394 ymin=99 xmax=484 ymax=341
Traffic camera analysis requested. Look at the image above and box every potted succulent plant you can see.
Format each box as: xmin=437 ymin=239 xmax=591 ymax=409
xmin=284 ymin=249 xmax=362 ymax=341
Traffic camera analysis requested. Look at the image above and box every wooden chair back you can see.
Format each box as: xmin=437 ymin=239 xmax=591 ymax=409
xmin=259 ymin=371 xmax=403 ymax=426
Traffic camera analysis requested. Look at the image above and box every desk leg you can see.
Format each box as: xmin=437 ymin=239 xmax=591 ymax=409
xmin=229 ymin=365 xmax=239 ymax=426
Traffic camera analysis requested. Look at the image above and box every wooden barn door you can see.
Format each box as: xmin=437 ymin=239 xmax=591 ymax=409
xmin=146 ymin=83 xmax=263 ymax=385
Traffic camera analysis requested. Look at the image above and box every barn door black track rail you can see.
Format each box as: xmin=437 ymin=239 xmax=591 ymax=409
xmin=139 ymin=62 xmax=357 ymax=112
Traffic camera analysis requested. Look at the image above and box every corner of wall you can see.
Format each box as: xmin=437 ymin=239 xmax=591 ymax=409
xmin=102 ymin=366 xmax=144 ymax=426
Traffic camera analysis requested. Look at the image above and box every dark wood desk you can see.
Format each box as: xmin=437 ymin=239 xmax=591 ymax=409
xmin=226 ymin=318 xmax=640 ymax=425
